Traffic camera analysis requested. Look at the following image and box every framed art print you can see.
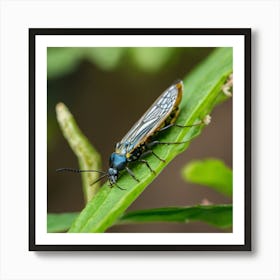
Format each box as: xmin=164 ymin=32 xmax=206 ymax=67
xmin=29 ymin=28 xmax=251 ymax=251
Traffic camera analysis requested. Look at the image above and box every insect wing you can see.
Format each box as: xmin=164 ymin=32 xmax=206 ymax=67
xmin=116 ymin=81 xmax=183 ymax=155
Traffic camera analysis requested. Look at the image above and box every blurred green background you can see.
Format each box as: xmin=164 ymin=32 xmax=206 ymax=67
xmin=47 ymin=47 xmax=232 ymax=233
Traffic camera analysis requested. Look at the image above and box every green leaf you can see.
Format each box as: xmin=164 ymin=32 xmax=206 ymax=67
xmin=47 ymin=47 xmax=125 ymax=78
xmin=47 ymin=48 xmax=83 ymax=79
xmin=85 ymin=47 xmax=125 ymax=71
xmin=130 ymin=47 xmax=175 ymax=72
xmin=182 ymin=158 xmax=232 ymax=197
xmin=64 ymin=47 xmax=232 ymax=233
xmin=56 ymin=103 xmax=102 ymax=202
xmin=118 ymin=205 xmax=232 ymax=228
xmin=47 ymin=212 xmax=79 ymax=233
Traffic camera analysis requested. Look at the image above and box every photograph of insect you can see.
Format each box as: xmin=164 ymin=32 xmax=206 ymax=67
xmin=46 ymin=45 xmax=234 ymax=235
xmin=57 ymin=80 xmax=209 ymax=189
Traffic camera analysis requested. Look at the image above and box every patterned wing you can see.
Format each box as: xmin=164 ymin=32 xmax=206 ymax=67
xmin=116 ymin=80 xmax=183 ymax=155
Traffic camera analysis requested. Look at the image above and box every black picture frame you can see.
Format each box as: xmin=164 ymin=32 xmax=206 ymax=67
xmin=29 ymin=28 xmax=251 ymax=251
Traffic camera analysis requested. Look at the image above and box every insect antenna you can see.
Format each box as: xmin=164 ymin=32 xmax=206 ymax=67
xmin=56 ymin=168 xmax=107 ymax=175
xmin=90 ymin=173 xmax=108 ymax=186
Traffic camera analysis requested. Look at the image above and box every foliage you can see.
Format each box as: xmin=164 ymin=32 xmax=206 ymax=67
xmin=182 ymin=158 xmax=232 ymax=197
xmin=49 ymin=47 xmax=233 ymax=233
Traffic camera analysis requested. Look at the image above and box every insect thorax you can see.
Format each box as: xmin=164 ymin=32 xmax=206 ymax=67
xmin=109 ymin=152 xmax=127 ymax=171
xmin=126 ymin=144 xmax=146 ymax=162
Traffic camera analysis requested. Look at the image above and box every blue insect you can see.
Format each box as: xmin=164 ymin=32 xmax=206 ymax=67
xmin=57 ymin=80 xmax=208 ymax=190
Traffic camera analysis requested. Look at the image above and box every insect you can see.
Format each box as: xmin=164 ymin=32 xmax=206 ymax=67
xmin=57 ymin=80 xmax=209 ymax=189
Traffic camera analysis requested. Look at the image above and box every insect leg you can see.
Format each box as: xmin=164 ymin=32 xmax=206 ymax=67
xmin=90 ymin=173 xmax=108 ymax=185
xmin=108 ymin=181 xmax=126 ymax=191
xmin=148 ymin=130 xmax=201 ymax=146
xmin=157 ymin=121 xmax=203 ymax=132
xmin=149 ymin=139 xmax=193 ymax=145
xmin=148 ymin=122 xmax=205 ymax=146
xmin=150 ymin=150 xmax=166 ymax=162
xmin=140 ymin=149 xmax=166 ymax=162
xmin=138 ymin=159 xmax=156 ymax=174
xmin=125 ymin=166 xmax=140 ymax=183
xmin=114 ymin=182 xmax=126 ymax=191
xmin=158 ymin=115 xmax=211 ymax=133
